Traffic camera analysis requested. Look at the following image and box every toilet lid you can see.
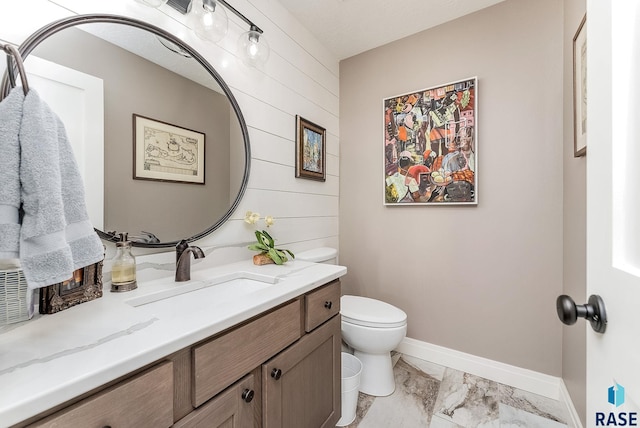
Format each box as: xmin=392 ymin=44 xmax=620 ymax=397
xmin=340 ymin=295 xmax=407 ymax=328
xmin=295 ymin=247 xmax=338 ymax=263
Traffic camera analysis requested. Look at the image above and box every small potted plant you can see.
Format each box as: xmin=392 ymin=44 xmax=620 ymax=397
xmin=245 ymin=211 xmax=295 ymax=265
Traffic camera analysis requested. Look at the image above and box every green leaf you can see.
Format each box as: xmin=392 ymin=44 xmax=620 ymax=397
xmin=248 ymin=243 xmax=268 ymax=252
xmin=255 ymin=230 xmax=274 ymax=248
xmin=278 ymin=249 xmax=291 ymax=263
xmin=284 ymin=249 xmax=295 ymax=259
xmin=253 ymin=232 xmax=262 ymax=246
xmin=268 ymin=248 xmax=283 ymax=265
xmin=261 ymin=230 xmax=275 ymax=248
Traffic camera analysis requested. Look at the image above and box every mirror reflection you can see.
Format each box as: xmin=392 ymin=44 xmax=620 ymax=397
xmin=19 ymin=18 xmax=248 ymax=247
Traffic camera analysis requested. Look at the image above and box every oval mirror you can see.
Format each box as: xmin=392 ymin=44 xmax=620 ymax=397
xmin=1 ymin=14 xmax=250 ymax=248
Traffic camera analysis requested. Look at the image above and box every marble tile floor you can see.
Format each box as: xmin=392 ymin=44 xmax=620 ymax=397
xmin=343 ymin=354 xmax=570 ymax=428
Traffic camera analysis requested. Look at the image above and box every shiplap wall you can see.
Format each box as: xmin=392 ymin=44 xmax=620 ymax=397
xmin=0 ymin=0 xmax=340 ymax=260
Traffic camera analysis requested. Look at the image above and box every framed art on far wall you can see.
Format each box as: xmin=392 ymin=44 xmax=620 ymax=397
xmin=133 ymin=114 xmax=206 ymax=184
xmin=573 ymin=14 xmax=587 ymax=157
xmin=295 ymin=115 xmax=326 ymax=181
xmin=383 ymin=77 xmax=477 ymax=205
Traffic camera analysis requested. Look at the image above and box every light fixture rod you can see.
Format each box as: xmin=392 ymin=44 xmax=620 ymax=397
xmin=216 ymin=0 xmax=263 ymax=34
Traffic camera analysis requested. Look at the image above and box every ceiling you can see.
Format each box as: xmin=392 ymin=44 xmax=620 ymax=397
xmin=277 ymin=0 xmax=508 ymax=60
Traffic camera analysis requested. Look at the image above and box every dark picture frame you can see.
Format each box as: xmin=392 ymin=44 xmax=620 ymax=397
xmin=39 ymin=260 xmax=104 ymax=314
xmin=573 ymin=14 xmax=587 ymax=157
xmin=295 ymin=115 xmax=326 ymax=181
xmin=133 ymin=114 xmax=206 ymax=184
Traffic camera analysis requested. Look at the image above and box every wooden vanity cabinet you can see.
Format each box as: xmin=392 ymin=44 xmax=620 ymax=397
xmin=21 ymin=279 xmax=342 ymax=428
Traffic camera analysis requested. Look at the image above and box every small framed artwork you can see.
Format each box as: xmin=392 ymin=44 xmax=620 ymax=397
xmin=133 ymin=114 xmax=206 ymax=184
xmin=383 ymin=77 xmax=477 ymax=205
xmin=573 ymin=14 xmax=587 ymax=157
xmin=39 ymin=260 xmax=104 ymax=314
xmin=295 ymin=115 xmax=326 ymax=181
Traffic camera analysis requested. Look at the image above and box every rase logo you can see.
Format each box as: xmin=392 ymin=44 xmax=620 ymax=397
xmin=596 ymin=383 xmax=637 ymax=426
xmin=610 ymin=383 xmax=626 ymax=407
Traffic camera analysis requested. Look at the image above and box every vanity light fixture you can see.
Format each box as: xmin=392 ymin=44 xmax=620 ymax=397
xmin=190 ymin=0 xmax=229 ymax=43
xmin=141 ymin=0 xmax=270 ymax=67
xmin=236 ymin=25 xmax=269 ymax=67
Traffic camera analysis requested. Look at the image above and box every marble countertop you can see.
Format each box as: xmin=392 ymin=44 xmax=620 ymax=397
xmin=0 ymin=257 xmax=346 ymax=427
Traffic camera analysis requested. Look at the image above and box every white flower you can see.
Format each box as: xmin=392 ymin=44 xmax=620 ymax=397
xmin=244 ymin=211 xmax=261 ymax=225
xmin=265 ymin=216 xmax=275 ymax=227
xmin=245 ymin=210 xmax=275 ymax=228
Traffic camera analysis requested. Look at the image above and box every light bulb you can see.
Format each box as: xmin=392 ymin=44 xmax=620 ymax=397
xmin=191 ymin=0 xmax=228 ymax=43
xmin=237 ymin=29 xmax=270 ymax=68
xmin=136 ymin=0 xmax=167 ymax=8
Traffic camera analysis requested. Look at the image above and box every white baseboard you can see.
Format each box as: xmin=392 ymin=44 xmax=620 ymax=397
xmin=559 ymin=379 xmax=584 ymax=428
xmin=397 ymin=337 xmax=561 ymax=401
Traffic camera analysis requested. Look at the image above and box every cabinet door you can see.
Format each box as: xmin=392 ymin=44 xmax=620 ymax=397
xmin=262 ymin=316 xmax=341 ymax=428
xmin=174 ymin=374 xmax=257 ymax=428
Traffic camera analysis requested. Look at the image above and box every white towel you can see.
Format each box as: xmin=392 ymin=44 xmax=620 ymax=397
xmin=14 ymin=89 xmax=104 ymax=289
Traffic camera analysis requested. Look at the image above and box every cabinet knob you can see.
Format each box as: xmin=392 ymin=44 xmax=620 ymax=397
xmin=271 ymin=368 xmax=282 ymax=380
xmin=242 ymin=388 xmax=255 ymax=403
xmin=324 ymin=301 xmax=332 ymax=309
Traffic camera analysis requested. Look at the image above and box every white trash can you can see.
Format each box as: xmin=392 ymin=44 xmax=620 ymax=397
xmin=336 ymin=352 xmax=362 ymax=427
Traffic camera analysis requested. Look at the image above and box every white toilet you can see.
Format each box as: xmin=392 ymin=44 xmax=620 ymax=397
xmin=340 ymin=295 xmax=407 ymax=396
xmin=296 ymin=247 xmax=408 ymax=397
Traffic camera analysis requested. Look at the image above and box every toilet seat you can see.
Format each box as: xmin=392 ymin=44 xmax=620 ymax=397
xmin=341 ymin=295 xmax=407 ymax=328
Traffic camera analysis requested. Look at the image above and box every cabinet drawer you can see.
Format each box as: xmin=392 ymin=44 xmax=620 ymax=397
xmin=30 ymin=361 xmax=173 ymax=428
xmin=305 ymin=280 xmax=340 ymax=332
xmin=193 ymin=300 xmax=301 ymax=407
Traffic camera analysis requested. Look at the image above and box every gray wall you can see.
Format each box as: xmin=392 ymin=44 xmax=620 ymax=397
xmin=33 ymin=28 xmax=233 ymax=243
xmin=340 ymin=0 xmax=564 ymax=376
xmin=563 ymin=0 xmax=587 ymax=423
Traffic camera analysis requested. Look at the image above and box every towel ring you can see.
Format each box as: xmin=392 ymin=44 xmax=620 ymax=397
xmin=1 ymin=44 xmax=29 ymax=96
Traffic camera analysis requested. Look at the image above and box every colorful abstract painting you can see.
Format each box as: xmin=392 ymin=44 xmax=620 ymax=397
xmin=384 ymin=77 xmax=477 ymax=205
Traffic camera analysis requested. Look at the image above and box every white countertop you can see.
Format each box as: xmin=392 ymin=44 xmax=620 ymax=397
xmin=0 ymin=258 xmax=346 ymax=427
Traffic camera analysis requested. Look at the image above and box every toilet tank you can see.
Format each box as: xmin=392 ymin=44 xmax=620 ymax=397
xmin=295 ymin=247 xmax=338 ymax=264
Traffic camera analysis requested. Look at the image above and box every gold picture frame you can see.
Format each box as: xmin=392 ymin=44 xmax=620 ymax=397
xmin=295 ymin=115 xmax=326 ymax=181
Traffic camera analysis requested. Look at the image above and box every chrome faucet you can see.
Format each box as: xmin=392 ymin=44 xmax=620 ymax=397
xmin=175 ymin=240 xmax=205 ymax=282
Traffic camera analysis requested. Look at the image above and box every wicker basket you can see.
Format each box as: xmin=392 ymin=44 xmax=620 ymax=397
xmin=0 ymin=268 xmax=30 ymax=325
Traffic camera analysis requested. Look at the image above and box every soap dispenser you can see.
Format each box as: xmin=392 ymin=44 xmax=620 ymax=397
xmin=111 ymin=233 xmax=137 ymax=292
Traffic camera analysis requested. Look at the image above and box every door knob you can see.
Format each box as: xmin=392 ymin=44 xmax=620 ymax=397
xmin=556 ymin=294 xmax=607 ymax=333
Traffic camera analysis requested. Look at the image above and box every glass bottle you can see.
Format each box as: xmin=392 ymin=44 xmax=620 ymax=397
xmin=111 ymin=233 xmax=137 ymax=292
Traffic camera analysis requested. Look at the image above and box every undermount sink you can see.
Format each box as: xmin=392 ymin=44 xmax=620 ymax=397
xmin=125 ymin=272 xmax=278 ymax=307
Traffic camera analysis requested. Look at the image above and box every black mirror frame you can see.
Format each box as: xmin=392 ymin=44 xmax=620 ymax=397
xmin=0 ymin=13 xmax=251 ymax=248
